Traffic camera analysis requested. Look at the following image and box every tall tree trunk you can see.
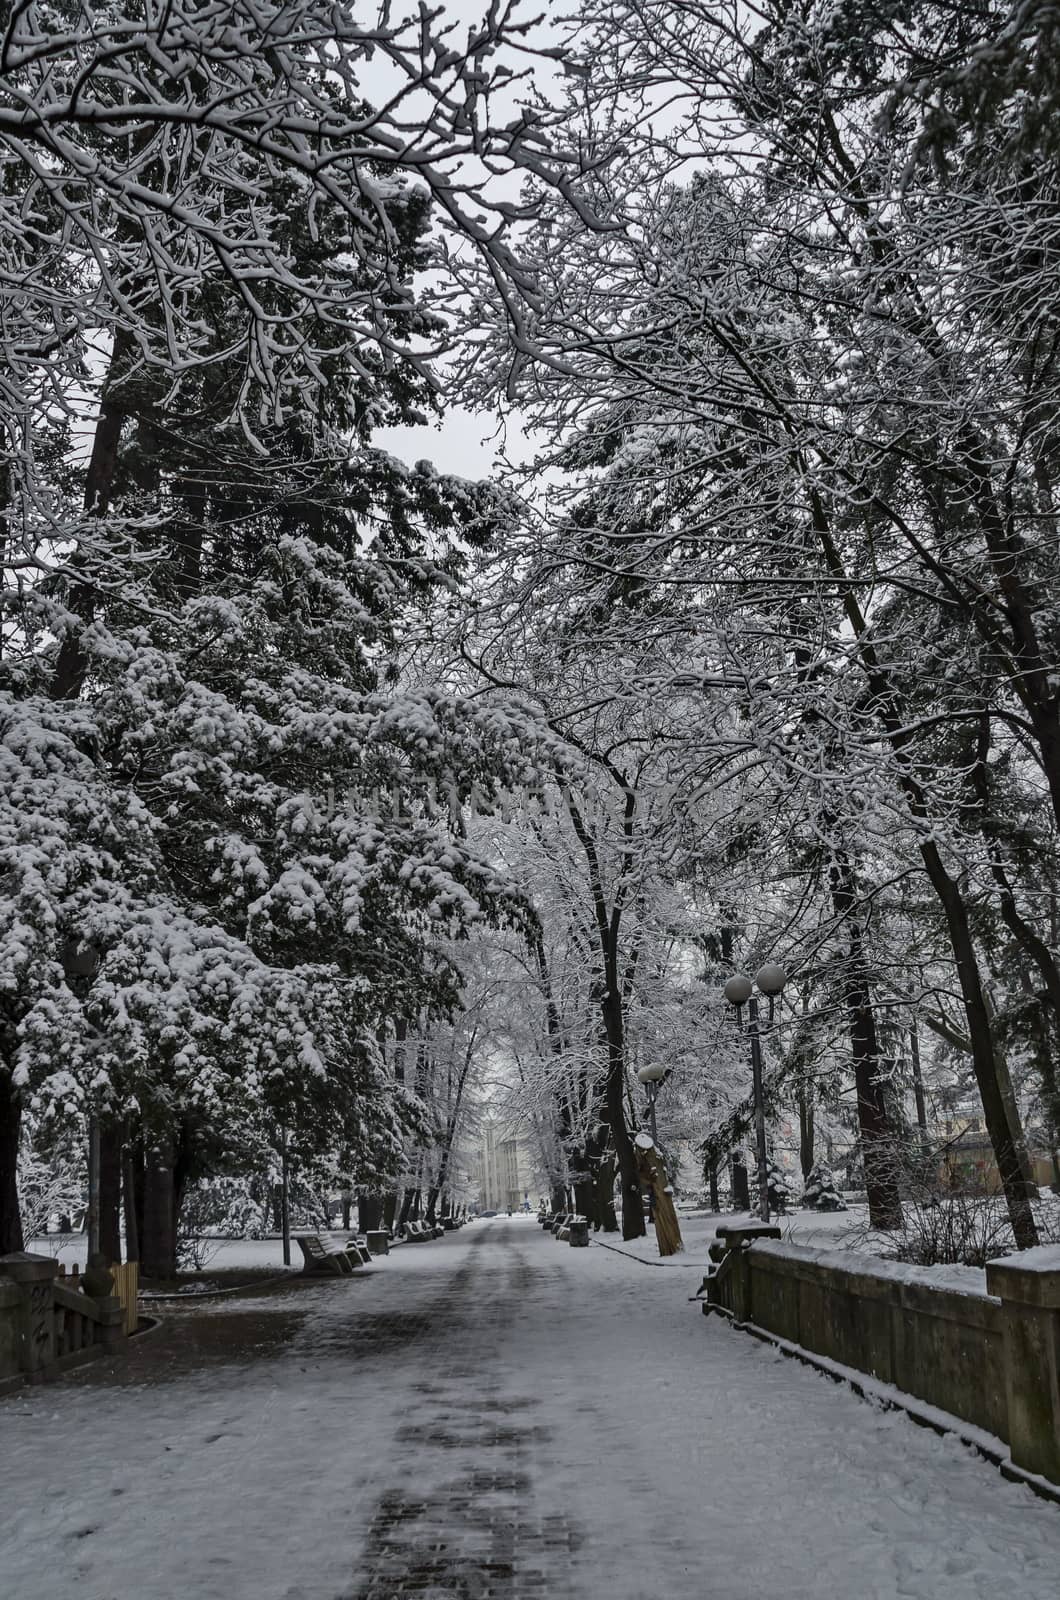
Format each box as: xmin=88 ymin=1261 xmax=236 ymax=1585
xmin=529 ymin=923 xmax=580 ymax=1217
xmin=50 ymin=331 xmax=133 ymax=702
xmin=797 ymin=1081 xmax=815 ymax=1180
xmin=985 ymin=994 xmax=1038 ymax=1195
xmin=971 ymin=714 xmax=1060 ymax=1173
xmin=591 ymin=1152 xmax=619 ymax=1231
xmin=571 ymin=1153 xmax=594 ymax=1223
xmin=122 ymin=1136 xmax=140 ymax=1264
xmin=707 ymin=1156 xmax=720 ymax=1212
xmin=172 ymin=1123 xmax=196 ymax=1262
xmin=130 ymin=1140 xmax=146 ymax=1262
xmin=359 ymin=1192 xmax=383 ymax=1232
xmin=601 ymin=982 xmax=644 ymax=1240
xmin=581 ymin=1121 xmax=617 ymax=1231
xmin=0 ymin=1072 xmax=23 ymax=1254
xmin=732 ymin=1152 xmax=750 ymax=1211
xmin=921 ymin=847 xmax=1039 ymax=1247
xmin=431 ymin=1035 xmax=476 ymax=1223
xmin=909 ymin=1024 xmax=929 ymax=1145
xmin=98 ymin=1121 xmax=122 ymax=1263
xmin=829 ymin=851 xmax=904 ymax=1229
xmin=807 ymin=501 xmax=1038 ymax=1247
xmin=561 ymin=790 xmax=644 ymax=1239
xmin=1031 ymin=1002 xmax=1060 ymax=1182
xmin=141 ymin=1138 xmax=177 ymax=1279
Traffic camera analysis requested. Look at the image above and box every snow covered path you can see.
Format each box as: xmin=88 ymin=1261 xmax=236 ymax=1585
xmin=3 ymin=1217 xmax=1059 ymax=1599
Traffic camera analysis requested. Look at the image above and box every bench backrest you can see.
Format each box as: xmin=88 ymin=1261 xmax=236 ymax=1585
xmin=296 ymin=1232 xmax=341 ymax=1257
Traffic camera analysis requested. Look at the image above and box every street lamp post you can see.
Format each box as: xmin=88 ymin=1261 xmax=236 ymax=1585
xmin=636 ymin=1062 xmax=668 ymax=1143
xmin=723 ymin=964 xmax=786 ymax=1224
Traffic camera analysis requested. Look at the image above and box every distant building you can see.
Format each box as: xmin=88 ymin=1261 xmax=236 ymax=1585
xmin=937 ymin=1133 xmax=1058 ymax=1194
xmin=477 ymin=1122 xmax=537 ymax=1211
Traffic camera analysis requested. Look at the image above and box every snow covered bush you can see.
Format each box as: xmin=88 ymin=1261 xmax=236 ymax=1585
xmin=179 ymin=1177 xmax=263 ymax=1243
xmin=753 ymin=1158 xmax=794 ymax=1216
xmin=800 ymin=1162 xmax=847 ymax=1213
xmin=15 ymin=1144 xmax=85 ymax=1244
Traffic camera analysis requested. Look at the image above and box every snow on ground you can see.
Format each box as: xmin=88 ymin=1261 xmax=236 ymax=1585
xmin=23 ymin=1204 xmax=876 ymax=1275
xmin=3 ymin=1215 xmax=1059 ymax=1600
xmin=27 ymin=1234 xmax=296 ymax=1271
xmin=604 ymin=1202 xmax=874 ymax=1268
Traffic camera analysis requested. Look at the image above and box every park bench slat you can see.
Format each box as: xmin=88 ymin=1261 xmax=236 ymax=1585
xmin=292 ymin=1232 xmax=357 ymax=1276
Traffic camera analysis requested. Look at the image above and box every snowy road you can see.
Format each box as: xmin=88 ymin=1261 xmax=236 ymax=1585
xmin=3 ymin=1217 xmax=1059 ymax=1599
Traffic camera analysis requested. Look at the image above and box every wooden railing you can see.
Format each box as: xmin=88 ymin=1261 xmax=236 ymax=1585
xmin=57 ymin=1260 xmax=139 ymax=1334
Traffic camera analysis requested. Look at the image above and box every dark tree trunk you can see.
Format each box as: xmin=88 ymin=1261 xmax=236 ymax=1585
xmin=909 ymin=1025 xmax=929 ymax=1145
xmin=170 ymin=1124 xmax=196 ymax=1265
xmin=571 ymin=1157 xmax=594 ymax=1222
xmin=829 ymin=852 xmax=904 ymax=1230
xmin=920 ymin=841 xmax=1039 ymax=1249
xmin=122 ymin=1137 xmax=140 ymax=1264
xmin=550 ymin=1183 xmax=566 ymax=1214
xmin=798 ymin=1081 xmax=815 ymax=1180
xmin=50 ymin=331 xmax=132 ymax=701
xmin=141 ymin=1139 xmax=177 ymax=1279
xmin=359 ymin=1192 xmax=383 ymax=1232
xmin=807 ymin=502 xmax=1038 ymax=1248
xmin=130 ymin=1140 xmax=145 ymax=1262
xmin=382 ymin=1190 xmax=399 ymax=1231
xmin=0 ymin=1073 xmax=23 ymax=1254
xmin=846 ymin=979 xmax=902 ymax=1229
xmin=560 ymin=791 xmax=644 ymax=1240
xmin=707 ymin=1157 xmax=720 ymax=1212
xmin=732 ymin=1153 xmax=750 ymax=1211
xmin=98 ymin=1121 xmax=123 ymax=1263
xmin=1031 ymin=1001 xmax=1060 ymax=1167
xmin=602 ymin=984 xmax=645 ymax=1241
xmin=587 ymin=1124 xmax=619 ymax=1230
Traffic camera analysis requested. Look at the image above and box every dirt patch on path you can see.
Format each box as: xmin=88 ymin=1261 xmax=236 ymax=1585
xmin=58 ymin=1272 xmax=363 ymax=1389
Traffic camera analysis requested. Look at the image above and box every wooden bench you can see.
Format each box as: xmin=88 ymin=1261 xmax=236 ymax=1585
xmin=292 ymin=1232 xmax=357 ymax=1275
xmin=345 ymin=1237 xmax=373 ymax=1266
xmin=402 ymin=1221 xmax=444 ymax=1242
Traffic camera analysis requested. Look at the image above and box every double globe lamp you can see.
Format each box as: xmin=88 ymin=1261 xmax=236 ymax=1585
xmin=722 ymin=963 xmax=786 ymax=1223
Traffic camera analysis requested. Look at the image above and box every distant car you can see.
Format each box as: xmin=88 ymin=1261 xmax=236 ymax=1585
xmin=479 ymin=1209 xmax=497 ymax=1217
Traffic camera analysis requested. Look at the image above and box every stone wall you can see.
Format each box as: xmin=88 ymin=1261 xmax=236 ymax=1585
xmin=0 ymin=1252 xmax=125 ymax=1393
xmin=0 ymin=1280 xmax=21 ymax=1388
xmin=704 ymin=1226 xmax=1060 ymax=1487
